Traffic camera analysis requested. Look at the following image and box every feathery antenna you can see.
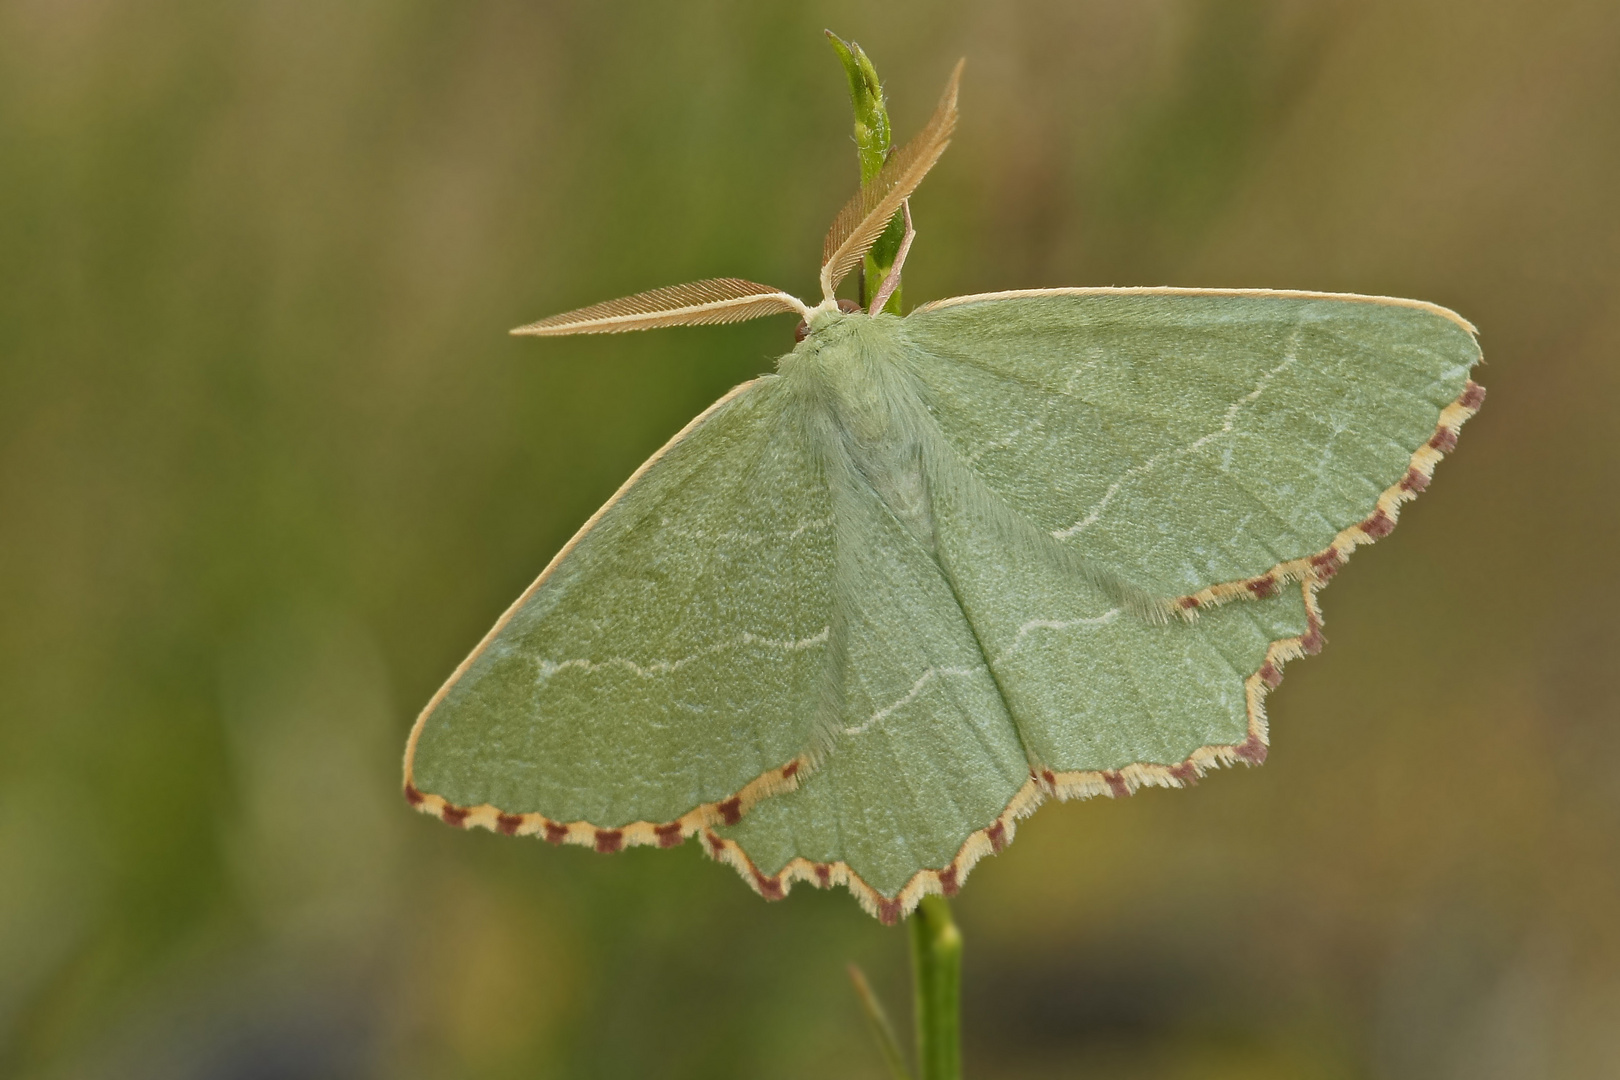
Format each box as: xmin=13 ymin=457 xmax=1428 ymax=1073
xmin=820 ymin=59 xmax=962 ymax=302
xmin=511 ymin=278 xmax=810 ymax=337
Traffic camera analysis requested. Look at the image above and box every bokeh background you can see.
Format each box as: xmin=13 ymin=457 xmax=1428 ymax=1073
xmin=3 ymin=1 xmax=1617 ymax=1077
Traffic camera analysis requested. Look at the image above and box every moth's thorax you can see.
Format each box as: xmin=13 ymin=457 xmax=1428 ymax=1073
xmin=784 ymin=311 xmax=905 ymax=385
xmin=781 ymin=312 xmax=938 ymax=549
xmin=782 ymin=313 xmax=917 ymax=436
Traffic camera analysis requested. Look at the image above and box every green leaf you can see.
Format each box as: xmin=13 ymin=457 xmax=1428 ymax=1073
xmin=826 ymin=31 xmax=890 ymax=186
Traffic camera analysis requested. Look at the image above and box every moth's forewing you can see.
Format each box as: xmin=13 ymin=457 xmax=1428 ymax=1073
xmin=904 ymin=289 xmax=1481 ymax=598
xmin=406 ymin=377 xmax=835 ymax=842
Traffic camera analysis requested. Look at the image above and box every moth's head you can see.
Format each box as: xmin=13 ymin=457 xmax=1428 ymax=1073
xmin=795 ymin=298 xmax=863 ymax=343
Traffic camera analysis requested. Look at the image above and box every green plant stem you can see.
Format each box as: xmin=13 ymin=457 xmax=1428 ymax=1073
xmin=830 ymin=42 xmax=957 ymax=1069
xmin=827 ymin=30 xmax=907 ymax=313
xmin=909 ymin=895 xmax=962 ymax=1080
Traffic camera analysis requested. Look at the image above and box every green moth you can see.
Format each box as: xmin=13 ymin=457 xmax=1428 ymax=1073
xmin=404 ymin=62 xmax=1483 ymax=923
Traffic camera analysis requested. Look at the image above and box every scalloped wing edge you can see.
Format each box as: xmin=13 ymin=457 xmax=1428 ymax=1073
xmin=401 ymin=575 xmax=1298 ymax=916
xmin=695 ymin=579 xmax=1315 ymax=923
xmin=405 ymin=750 xmax=812 ymax=849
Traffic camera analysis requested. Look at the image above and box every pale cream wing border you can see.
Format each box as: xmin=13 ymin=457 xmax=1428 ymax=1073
xmin=912 ymin=285 xmax=1476 ymax=334
xmin=402 ymin=377 xmax=815 ymax=851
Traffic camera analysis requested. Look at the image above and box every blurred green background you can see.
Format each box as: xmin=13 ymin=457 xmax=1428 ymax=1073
xmin=3 ymin=1 xmax=1617 ymax=1077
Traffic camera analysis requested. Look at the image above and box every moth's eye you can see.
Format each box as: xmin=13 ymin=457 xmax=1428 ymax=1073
xmin=794 ymin=321 xmax=810 ymax=343
xmin=837 ymin=299 xmax=862 ymax=314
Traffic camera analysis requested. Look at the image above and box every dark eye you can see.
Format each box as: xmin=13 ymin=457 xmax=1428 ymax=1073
xmin=837 ymin=299 xmax=862 ymax=314
xmin=794 ymin=321 xmax=809 ymax=343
